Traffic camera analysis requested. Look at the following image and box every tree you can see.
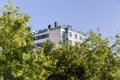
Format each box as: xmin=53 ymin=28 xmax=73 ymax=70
xmin=20 ymin=49 xmax=56 ymax=80
xmin=0 ymin=1 xmax=120 ymax=80
xmin=0 ymin=1 xmax=34 ymax=79
xmin=46 ymin=31 xmax=120 ymax=80
xmin=41 ymin=40 xmax=55 ymax=55
xmin=0 ymin=1 xmax=56 ymax=79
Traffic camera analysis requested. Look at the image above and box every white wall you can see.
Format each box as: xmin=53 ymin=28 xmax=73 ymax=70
xmin=68 ymin=30 xmax=84 ymax=45
xmin=34 ymin=32 xmax=49 ymax=44
xmin=34 ymin=27 xmax=84 ymax=48
xmin=34 ymin=28 xmax=62 ymax=48
xmin=49 ymin=28 xmax=61 ymax=48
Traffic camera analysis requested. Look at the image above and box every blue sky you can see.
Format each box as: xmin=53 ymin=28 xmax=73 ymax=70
xmin=0 ymin=0 xmax=120 ymax=37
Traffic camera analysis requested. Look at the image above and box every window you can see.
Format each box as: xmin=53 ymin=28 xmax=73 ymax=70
xmin=46 ymin=34 xmax=49 ymax=38
xmin=79 ymin=36 xmax=82 ymax=40
xmin=42 ymin=34 xmax=49 ymax=38
xmin=62 ymin=31 xmax=68 ymax=38
xmin=69 ymin=40 xmax=72 ymax=44
xmin=38 ymin=35 xmax=42 ymax=39
xmin=69 ymin=32 xmax=72 ymax=37
xmin=74 ymin=34 xmax=77 ymax=39
xmin=42 ymin=35 xmax=46 ymax=38
xmin=34 ymin=36 xmax=39 ymax=40
xmin=35 ymin=43 xmax=42 ymax=47
xmin=35 ymin=34 xmax=49 ymax=40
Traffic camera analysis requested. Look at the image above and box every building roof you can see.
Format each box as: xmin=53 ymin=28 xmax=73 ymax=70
xmin=34 ymin=24 xmax=82 ymax=35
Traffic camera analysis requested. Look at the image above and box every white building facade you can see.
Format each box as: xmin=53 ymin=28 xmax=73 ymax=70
xmin=34 ymin=22 xmax=84 ymax=48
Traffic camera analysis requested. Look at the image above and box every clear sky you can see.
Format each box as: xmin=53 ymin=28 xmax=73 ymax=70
xmin=0 ymin=0 xmax=120 ymax=37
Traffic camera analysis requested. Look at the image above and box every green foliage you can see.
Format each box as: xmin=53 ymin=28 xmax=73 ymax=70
xmin=0 ymin=1 xmax=120 ymax=80
xmin=41 ymin=40 xmax=55 ymax=54
xmin=46 ymin=31 xmax=120 ymax=80
xmin=0 ymin=1 xmax=34 ymax=80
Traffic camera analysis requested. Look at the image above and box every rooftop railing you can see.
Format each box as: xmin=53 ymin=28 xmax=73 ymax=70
xmin=34 ymin=25 xmax=83 ymax=35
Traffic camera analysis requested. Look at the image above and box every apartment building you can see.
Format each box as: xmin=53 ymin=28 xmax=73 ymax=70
xmin=34 ymin=22 xmax=84 ymax=48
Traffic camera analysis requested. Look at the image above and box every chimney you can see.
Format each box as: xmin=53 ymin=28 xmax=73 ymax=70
xmin=54 ymin=21 xmax=58 ymax=28
xmin=68 ymin=25 xmax=72 ymax=29
xmin=48 ymin=25 xmax=51 ymax=29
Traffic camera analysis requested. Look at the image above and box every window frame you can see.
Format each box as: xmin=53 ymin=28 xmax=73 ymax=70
xmin=79 ymin=36 xmax=82 ymax=40
xmin=69 ymin=32 xmax=72 ymax=37
xmin=74 ymin=34 xmax=77 ymax=39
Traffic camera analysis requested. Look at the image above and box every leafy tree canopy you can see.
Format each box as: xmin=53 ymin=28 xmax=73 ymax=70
xmin=0 ymin=1 xmax=120 ymax=80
